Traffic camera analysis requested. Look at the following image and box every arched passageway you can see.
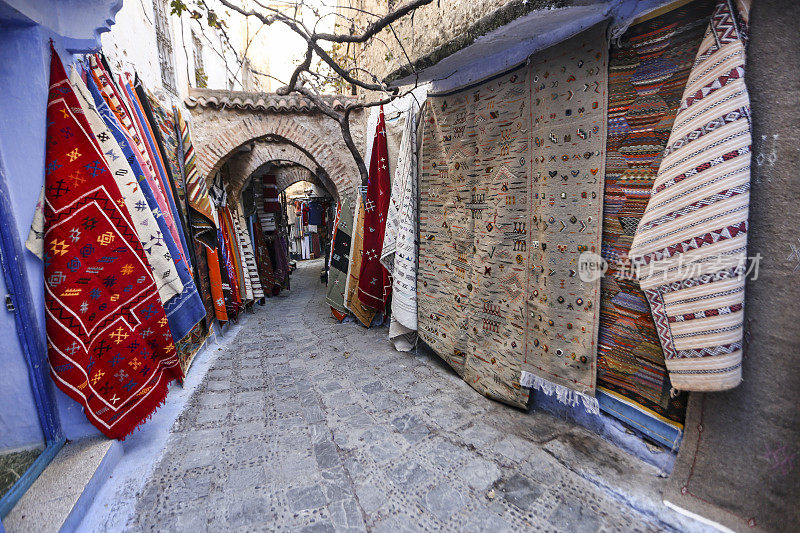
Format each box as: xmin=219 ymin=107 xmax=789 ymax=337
xmin=185 ymin=88 xmax=365 ymax=202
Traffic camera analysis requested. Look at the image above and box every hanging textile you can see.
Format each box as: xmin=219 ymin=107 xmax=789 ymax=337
xmin=345 ymin=195 xmax=376 ymax=327
xmin=217 ymin=215 xmax=241 ymax=318
xmin=27 ymin=68 xmax=184 ymax=309
xmin=229 ymin=208 xmax=255 ymax=300
xmin=357 ymin=106 xmax=392 ymax=312
xmin=326 ymin=198 xmax=353 ymax=318
xmin=518 ymin=25 xmax=609 ymax=405
xmin=82 ymin=73 xmax=206 ymax=345
xmin=419 ymin=64 xmax=531 ymax=408
xmin=87 ymin=57 xmax=187 ymax=269
xmin=205 ymin=239 xmax=229 ymax=323
xmin=38 ymin=47 xmax=180 ymax=438
xmin=238 ymin=208 xmax=264 ymax=299
xmin=175 ymin=107 xmax=217 ymax=246
xmin=596 ymin=0 xmax=714 ymax=448
xmin=380 ymin=101 xmax=419 ymax=352
xmin=263 ymin=174 xmax=281 ymax=213
xmin=252 ymin=218 xmax=278 ymax=295
xmin=629 ymin=0 xmax=752 ymax=392
xmin=418 ymin=24 xmax=608 ymax=408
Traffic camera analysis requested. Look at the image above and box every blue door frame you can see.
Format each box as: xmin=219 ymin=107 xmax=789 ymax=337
xmin=0 ymin=147 xmax=65 ymax=519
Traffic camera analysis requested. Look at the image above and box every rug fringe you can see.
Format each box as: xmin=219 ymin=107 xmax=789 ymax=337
xmin=520 ymin=371 xmax=600 ymax=415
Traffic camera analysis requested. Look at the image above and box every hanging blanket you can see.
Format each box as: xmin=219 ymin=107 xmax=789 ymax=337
xmin=230 ymin=207 xmax=255 ymax=300
xmin=237 ymin=207 xmax=264 ymax=299
xmin=519 ymin=24 xmax=609 ymax=404
xmin=380 ymin=100 xmax=419 ymax=351
xmin=596 ymin=0 xmax=715 ymax=447
xmin=252 ymin=217 xmax=278 ymax=295
xmin=327 ymin=198 xmax=353 ymax=317
xmin=357 ymin=107 xmax=392 ymax=312
xmin=27 ymin=69 xmax=184 ymax=308
xmin=629 ymin=0 xmax=752 ymax=391
xmin=345 ymin=195 xmax=376 ymax=327
xmin=419 ymin=63 xmax=531 ymax=408
xmin=82 ymin=73 xmax=205 ymax=345
xmin=419 ymin=24 xmax=608 ymax=408
xmin=175 ymin=107 xmax=217 ymax=247
xmin=39 ymin=47 xmax=180 ymax=438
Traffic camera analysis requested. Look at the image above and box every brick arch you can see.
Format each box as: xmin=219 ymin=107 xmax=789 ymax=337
xmin=274 ymin=166 xmax=328 ymax=194
xmin=192 ymin=113 xmax=360 ymax=201
xmin=224 ymin=141 xmax=331 ymax=199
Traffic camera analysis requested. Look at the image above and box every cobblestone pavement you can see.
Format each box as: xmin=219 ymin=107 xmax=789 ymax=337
xmin=127 ymin=259 xmax=704 ymax=532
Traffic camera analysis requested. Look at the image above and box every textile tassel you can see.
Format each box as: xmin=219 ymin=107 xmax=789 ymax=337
xmin=520 ymin=371 xmax=600 ymax=415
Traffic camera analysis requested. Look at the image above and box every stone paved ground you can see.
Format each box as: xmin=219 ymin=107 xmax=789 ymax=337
xmin=126 ymin=259 xmax=705 ymax=532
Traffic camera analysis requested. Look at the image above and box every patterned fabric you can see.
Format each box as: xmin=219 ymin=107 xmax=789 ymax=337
xmin=175 ymin=107 xmax=216 ymax=246
xmin=205 ymin=240 xmax=229 ymax=322
xmin=132 ymin=81 xmax=193 ymax=271
xmin=327 ymin=198 xmax=353 ymax=316
xmin=380 ymin=100 xmax=419 ymax=351
xmin=87 ymin=57 xmax=186 ymax=268
xmin=230 ymin=207 xmax=255 ymax=300
xmin=419 ymin=25 xmax=608 ymax=407
xmin=263 ymin=174 xmax=281 ymax=213
xmin=240 ymin=209 xmax=264 ymax=299
xmin=217 ymin=215 xmax=241 ymax=318
xmin=519 ymin=26 xmax=608 ymax=401
xmin=252 ymin=216 xmax=278 ymax=295
xmin=345 ymin=195 xmax=376 ymax=327
xmin=596 ymin=0 xmax=714 ymax=446
xmin=419 ymin=64 xmax=531 ymax=408
xmin=40 ymin=47 xmax=180 ymax=438
xmin=82 ymin=73 xmax=205 ymax=344
xmin=629 ymin=0 xmax=751 ymax=391
xmin=357 ymin=107 xmax=392 ymax=312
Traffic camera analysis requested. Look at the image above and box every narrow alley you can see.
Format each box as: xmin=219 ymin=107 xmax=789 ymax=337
xmin=1 ymin=1 xmax=798 ymax=531
xmin=85 ymin=260 xmax=704 ymax=532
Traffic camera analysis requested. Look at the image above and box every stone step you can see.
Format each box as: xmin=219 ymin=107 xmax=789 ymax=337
xmin=3 ymin=437 xmax=122 ymax=533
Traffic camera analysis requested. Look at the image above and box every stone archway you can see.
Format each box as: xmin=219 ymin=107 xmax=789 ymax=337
xmin=223 ymin=140 xmax=338 ymax=200
xmin=185 ymin=89 xmax=365 ymax=201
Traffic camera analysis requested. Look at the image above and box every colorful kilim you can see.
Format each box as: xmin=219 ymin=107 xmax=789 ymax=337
xmin=419 ymin=63 xmax=531 ymax=408
xmin=380 ymin=100 xmax=419 ymax=351
xmin=357 ymin=107 xmax=392 ymax=312
xmin=239 ymin=209 xmax=265 ymax=299
xmin=41 ymin=47 xmax=180 ymax=438
xmin=327 ymin=198 xmax=353 ymax=316
xmin=345 ymin=195 xmax=376 ymax=327
xmin=418 ymin=24 xmax=608 ymax=407
xmin=175 ymin=107 xmax=216 ymax=246
xmin=252 ymin=216 xmax=278 ymax=295
xmin=230 ymin=208 xmax=255 ymax=300
xmin=596 ymin=0 xmax=715 ymax=445
xmin=82 ymin=73 xmax=205 ymax=345
xmin=629 ymin=0 xmax=752 ymax=391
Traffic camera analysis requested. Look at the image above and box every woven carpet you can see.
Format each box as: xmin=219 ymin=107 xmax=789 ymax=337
xmin=419 ymin=24 xmax=607 ymax=407
xmin=596 ymin=0 xmax=715 ymax=448
xmin=519 ymin=24 xmax=609 ymax=401
xmin=380 ymin=99 xmax=419 ymax=351
xmin=629 ymin=0 xmax=752 ymax=391
xmin=419 ymin=62 xmax=531 ymax=407
xmin=663 ymin=1 xmax=800 ymax=530
xmin=327 ymin=199 xmax=353 ymax=316
xmin=40 ymin=47 xmax=181 ymax=438
xmin=345 ymin=195 xmax=376 ymax=327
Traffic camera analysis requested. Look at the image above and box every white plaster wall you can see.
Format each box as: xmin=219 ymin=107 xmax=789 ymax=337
xmin=101 ymin=0 xmax=244 ymax=101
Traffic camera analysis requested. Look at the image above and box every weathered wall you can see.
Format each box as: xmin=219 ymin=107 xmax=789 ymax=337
xmin=187 ymin=100 xmax=366 ymax=202
xmin=341 ymin=0 xmax=596 ymax=83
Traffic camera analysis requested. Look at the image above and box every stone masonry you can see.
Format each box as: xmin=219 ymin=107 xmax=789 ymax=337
xmin=123 ymin=259 xmax=710 ymax=532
